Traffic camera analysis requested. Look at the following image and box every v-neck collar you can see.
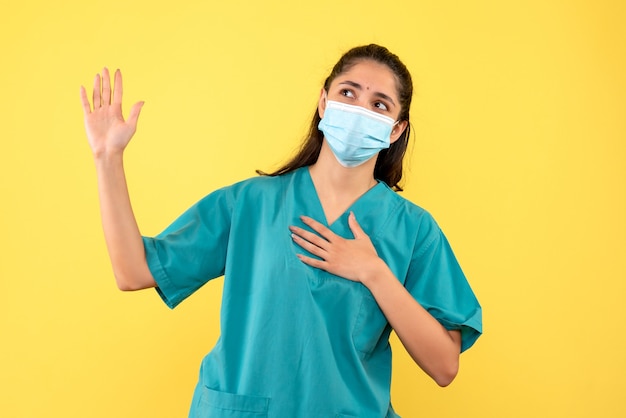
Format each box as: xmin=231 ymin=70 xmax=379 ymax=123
xmin=300 ymin=166 xmax=387 ymax=230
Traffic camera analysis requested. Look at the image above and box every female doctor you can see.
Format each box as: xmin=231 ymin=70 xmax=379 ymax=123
xmin=80 ymin=44 xmax=482 ymax=418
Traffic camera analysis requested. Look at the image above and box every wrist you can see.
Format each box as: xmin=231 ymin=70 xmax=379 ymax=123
xmin=93 ymin=148 xmax=124 ymax=163
xmin=360 ymin=258 xmax=392 ymax=290
xmin=93 ymin=149 xmax=126 ymax=175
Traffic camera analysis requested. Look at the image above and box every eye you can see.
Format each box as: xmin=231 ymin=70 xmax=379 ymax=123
xmin=374 ymin=101 xmax=389 ymax=111
xmin=340 ymin=88 xmax=355 ymax=98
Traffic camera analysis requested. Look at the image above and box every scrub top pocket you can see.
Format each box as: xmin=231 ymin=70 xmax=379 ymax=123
xmin=352 ymin=290 xmax=389 ymax=358
xmin=195 ymin=386 xmax=270 ymax=418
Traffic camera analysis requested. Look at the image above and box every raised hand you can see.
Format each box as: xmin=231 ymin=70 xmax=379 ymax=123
xmin=80 ymin=68 xmax=144 ymax=157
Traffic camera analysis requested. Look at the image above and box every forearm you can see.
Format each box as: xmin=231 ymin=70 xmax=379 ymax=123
xmin=362 ymin=261 xmax=461 ymax=386
xmin=94 ymin=151 xmax=155 ymax=290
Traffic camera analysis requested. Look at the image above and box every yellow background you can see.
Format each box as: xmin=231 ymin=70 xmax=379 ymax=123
xmin=1 ymin=1 xmax=625 ymax=417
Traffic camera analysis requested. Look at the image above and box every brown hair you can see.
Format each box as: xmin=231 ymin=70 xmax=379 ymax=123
xmin=258 ymin=44 xmax=413 ymax=191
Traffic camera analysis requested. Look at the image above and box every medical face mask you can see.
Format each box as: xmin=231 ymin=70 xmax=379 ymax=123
xmin=318 ymin=100 xmax=396 ymax=168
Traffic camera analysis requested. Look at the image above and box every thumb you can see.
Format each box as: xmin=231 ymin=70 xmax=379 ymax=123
xmin=348 ymin=211 xmax=366 ymax=239
xmin=127 ymin=101 xmax=145 ymax=126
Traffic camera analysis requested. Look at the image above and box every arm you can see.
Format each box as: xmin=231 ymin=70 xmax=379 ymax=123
xmin=80 ymin=68 xmax=155 ymax=291
xmin=290 ymin=212 xmax=461 ymax=386
xmin=360 ymin=261 xmax=461 ymax=387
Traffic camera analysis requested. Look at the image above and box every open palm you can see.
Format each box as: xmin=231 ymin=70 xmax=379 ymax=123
xmin=80 ymin=68 xmax=144 ymax=156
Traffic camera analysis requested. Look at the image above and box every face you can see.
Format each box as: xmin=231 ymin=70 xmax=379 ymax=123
xmin=318 ymin=60 xmax=408 ymax=143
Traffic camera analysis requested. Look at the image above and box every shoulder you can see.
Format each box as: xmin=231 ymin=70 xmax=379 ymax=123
xmin=380 ymin=184 xmax=437 ymax=228
xmin=200 ymin=170 xmax=297 ymax=205
xmin=376 ymin=184 xmax=443 ymax=251
xmin=228 ymin=172 xmax=293 ymax=197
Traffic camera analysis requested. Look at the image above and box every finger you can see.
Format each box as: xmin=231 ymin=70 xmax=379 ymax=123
xmin=291 ymin=233 xmax=327 ymax=258
xmin=348 ymin=211 xmax=366 ymax=239
xmin=300 ymin=216 xmax=336 ymax=241
xmin=296 ymin=253 xmax=327 ymax=270
xmin=101 ymin=67 xmax=112 ymax=105
xmin=112 ymin=69 xmax=123 ymax=105
xmin=79 ymin=86 xmax=91 ymax=115
xmin=289 ymin=225 xmax=329 ymax=250
xmin=92 ymin=73 xmax=101 ymax=108
xmin=127 ymin=101 xmax=144 ymax=127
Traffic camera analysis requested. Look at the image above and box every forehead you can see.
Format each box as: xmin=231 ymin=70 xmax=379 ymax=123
xmin=330 ymin=60 xmax=399 ymax=100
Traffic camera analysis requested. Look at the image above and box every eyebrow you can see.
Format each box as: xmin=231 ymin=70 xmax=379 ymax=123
xmin=338 ymin=80 xmax=396 ymax=107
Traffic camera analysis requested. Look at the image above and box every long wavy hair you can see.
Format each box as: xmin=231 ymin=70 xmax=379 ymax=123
xmin=258 ymin=44 xmax=413 ymax=191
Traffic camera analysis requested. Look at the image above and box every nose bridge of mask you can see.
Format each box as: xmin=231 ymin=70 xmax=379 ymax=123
xmin=325 ymin=100 xmax=396 ymax=127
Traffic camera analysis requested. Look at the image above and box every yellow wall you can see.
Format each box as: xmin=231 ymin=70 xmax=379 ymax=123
xmin=1 ymin=1 xmax=624 ymax=417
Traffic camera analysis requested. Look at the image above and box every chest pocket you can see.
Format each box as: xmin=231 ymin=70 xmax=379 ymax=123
xmin=352 ymin=290 xmax=391 ymax=358
xmin=194 ymin=386 xmax=269 ymax=418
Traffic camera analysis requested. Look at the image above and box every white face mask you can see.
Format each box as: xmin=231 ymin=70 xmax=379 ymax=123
xmin=318 ymin=100 xmax=396 ymax=167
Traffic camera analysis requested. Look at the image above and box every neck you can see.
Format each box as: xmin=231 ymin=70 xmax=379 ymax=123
xmin=309 ymin=142 xmax=378 ymax=197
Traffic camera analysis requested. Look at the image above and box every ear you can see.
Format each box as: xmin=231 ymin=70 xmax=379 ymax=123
xmin=317 ymin=88 xmax=327 ymax=119
xmin=389 ymin=120 xmax=409 ymax=144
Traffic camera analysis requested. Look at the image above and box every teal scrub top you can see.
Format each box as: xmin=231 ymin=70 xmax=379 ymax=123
xmin=143 ymin=167 xmax=482 ymax=418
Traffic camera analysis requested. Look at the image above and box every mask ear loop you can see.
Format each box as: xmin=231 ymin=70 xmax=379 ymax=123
xmin=391 ymin=120 xmax=400 ymax=135
xmin=391 ymin=119 xmax=411 ymax=143
xmin=319 ymin=90 xmax=329 ymax=120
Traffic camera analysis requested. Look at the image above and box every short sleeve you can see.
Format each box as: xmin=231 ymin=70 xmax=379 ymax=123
xmin=405 ymin=214 xmax=482 ymax=352
xmin=142 ymin=186 xmax=234 ymax=309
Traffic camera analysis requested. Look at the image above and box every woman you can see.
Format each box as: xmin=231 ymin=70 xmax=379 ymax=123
xmin=81 ymin=44 xmax=482 ymax=418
